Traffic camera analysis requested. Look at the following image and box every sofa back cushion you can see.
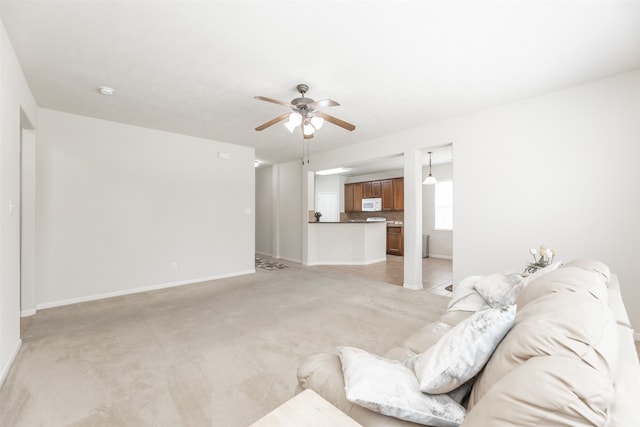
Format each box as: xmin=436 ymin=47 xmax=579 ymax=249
xmin=466 ymin=261 xmax=619 ymax=424
xmin=461 ymin=356 xmax=614 ymax=427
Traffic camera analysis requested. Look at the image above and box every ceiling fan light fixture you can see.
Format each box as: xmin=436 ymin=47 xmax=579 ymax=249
xmin=255 ymin=84 xmax=355 ymax=137
xmin=310 ymin=116 xmax=324 ymax=130
xmin=303 ymin=122 xmax=315 ymax=136
xmin=284 ymin=112 xmax=302 ymax=132
xmin=284 ymin=120 xmax=297 ymax=133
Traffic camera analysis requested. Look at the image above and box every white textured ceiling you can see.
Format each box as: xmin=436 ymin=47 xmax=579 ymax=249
xmin=2 ymin=1 xmax=640 ymax=167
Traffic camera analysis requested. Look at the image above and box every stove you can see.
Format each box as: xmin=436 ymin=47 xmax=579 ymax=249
xmin=365 ymin=217 xmax=387 ymax=222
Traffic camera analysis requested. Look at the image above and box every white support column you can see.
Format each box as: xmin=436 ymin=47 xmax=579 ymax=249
xmin=301 ymin=169 xmax=314 ymax=265
xmin=403 ymin=149 xmax=423 ymax=290
xmin=271 ymin=164 xmax=280 ymax=258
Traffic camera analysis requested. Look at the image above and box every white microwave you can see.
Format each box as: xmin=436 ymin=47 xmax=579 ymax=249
xmin=362 ymin=198 xmax=382 ymax=212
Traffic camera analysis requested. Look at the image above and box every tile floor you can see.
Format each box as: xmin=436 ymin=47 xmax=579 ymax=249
xmin=315 ymin=256 xmax=453 ymax=296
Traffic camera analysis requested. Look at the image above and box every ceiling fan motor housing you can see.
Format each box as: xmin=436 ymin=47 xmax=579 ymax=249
xmin=291 ymin=97 xmax=313 ymax=110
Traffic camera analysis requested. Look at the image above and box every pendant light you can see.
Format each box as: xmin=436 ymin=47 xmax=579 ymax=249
xmin=423 ymin=151 xmax=438 ymax=185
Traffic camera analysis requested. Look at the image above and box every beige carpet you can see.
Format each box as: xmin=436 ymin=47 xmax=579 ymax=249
xmin=0 ymin=261 xmax=449 ymax=426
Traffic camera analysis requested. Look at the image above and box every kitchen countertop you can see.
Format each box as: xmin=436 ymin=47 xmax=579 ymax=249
xmin=308 ymin=221 xmax=404 ymax=228
xmin=308 ymin=221 xmax=385 ymax=224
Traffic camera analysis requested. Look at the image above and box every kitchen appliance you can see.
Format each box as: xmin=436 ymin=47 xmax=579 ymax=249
xmin=366 ymin=217 xmax=387 ymax=222
xmin=362 ymin=198 xmax=382 ymax=212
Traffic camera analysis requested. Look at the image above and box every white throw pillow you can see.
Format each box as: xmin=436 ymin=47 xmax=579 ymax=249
xmin=447 ymin=275 xmax=490 ymax=312
xmin=338 ymin=346 xmax=465 ymax=427
xmin=413 ymin=305 xmax=516 ymax=394
xmin=473 ymin=273 xmax=523 ymax=308
xmin=520 ymin=261 xmax=562 ymax=288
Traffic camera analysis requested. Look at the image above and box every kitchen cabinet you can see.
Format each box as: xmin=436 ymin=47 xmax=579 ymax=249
xmin=345 ymin=183 xmax=363 ymax=212
xmin=381 ymin=180 xmax=393 ymax=211
xmin=363 ymin=180 xmax=381 ymax=198
xmin=387 ymin=226 xmax=404 ymax=256
xmin=345 ymin=178 xmax=402 ymax=212
xmin=353 ymin=183 xmax=363 ymax=212
xmin=344 ymin=184 xmax=354 ymax=212
xmin=393 ymin=178 xmax=404 ymax=211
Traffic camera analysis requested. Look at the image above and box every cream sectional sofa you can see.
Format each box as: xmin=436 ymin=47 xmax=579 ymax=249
xmin=297 ymin=259 xmax=640 ymax=426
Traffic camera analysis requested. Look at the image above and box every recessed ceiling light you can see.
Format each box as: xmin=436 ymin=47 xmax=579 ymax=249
xmin=99 ymin=86 xmax=114 ymax=95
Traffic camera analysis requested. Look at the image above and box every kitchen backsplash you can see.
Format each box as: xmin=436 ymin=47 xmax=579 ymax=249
xmin=308 ymin=210 xmax=404 ymax=223
xmin=341 ymin=211 xmax=404 ymax=223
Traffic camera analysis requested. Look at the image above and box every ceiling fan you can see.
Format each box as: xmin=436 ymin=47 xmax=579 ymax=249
xmin=254 ymin=84 xmax=356 ymax=139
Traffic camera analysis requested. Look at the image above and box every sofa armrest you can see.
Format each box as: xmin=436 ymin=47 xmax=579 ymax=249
xmin=296 ymin=352 xmax=354 ymax=414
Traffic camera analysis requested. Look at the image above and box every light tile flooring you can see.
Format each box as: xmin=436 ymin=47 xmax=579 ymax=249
xmin=314 ymin=256 xmax=453 ymax=296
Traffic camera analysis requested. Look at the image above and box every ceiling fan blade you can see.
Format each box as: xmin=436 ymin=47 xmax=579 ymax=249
xmin=255 ymin=113 xmax=290 ymax=131
xmin=254 ymin=96 xmax=293 ymax=108
xmin=307 ymin=99 xmax=340 ymax=109
xmin=315 ymin=111 xmax=356 ymax=132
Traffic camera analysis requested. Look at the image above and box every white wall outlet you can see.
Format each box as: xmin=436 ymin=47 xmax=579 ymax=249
xmin=9 ymin=200 xmax=16 ymax=215
xmin=218 ymin=152 xmax=231 ymax=160
xmin=244 ymin=208 xmax=251 ymax=215
xmin=171 ymin=262 xmax=178 ymax=271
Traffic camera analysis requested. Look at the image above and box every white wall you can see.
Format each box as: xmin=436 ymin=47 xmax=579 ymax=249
xmin=36 ymin=109 xmax=255 ymax=307
xmin=0 ymin=19 xmax=37 ymax=386
xmin=303 ymin=69 xmax=640 ymax=332
xmin=422 ymin=162 xmax=453 ymax=259
xmin=255 ymin=166 xmax=273 ymax=256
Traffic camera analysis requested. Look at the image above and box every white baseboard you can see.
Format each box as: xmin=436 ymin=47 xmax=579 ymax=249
xmin=275 ymin=256 xmax=301 ymax=264
xmin=403 ymin=282 xmax=424 ymax=290
xmin=20 ymin=308 xmax=36 ymax=317
xmin=426 ymin=254 xmax=453 ymax=260
xmin=1 ymin=339 xmax=22 ymax=389
xmin=255 ymin=251 xmax=273 ymax=258
xmin=37 ymin=269 xmax=255 ymax=311
xmin=305 ymin=257 xmax=387 ymax=267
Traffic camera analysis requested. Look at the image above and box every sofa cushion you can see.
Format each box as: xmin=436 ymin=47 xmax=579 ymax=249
xmin=469 ymin=288 xmax=619 ymax=407
xmin=473 ymin=273 xmax=523 ymax=308
xmin=607 ymin=275 xmax=633 ymax=328
xmin=413 ymin=305 xmax=516 ymax=394
xmin=337 ymin=346 xmax=465 ymax=427
xmin=447 ymin=275 xmax=489 ymax=312
xmin=516 ymin=263 xmax=609 ymax=308
xmin=461 ymin=356 xmax=614 ymax=426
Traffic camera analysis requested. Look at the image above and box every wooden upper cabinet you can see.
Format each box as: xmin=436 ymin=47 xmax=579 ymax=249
xmin=371 ymin=180 xmax=381 ymax=197
xmin=363 ymin=180 xmax=382 ymax=198
xmin=381 ymin=180 xmax=394 ymax=211
xmin=345 ymin=179 xmax=401 ymax=212
xmin=362 ymin=181 xmax=372 ymax=198
xmin=353 ymin=183 xmax=363 ymax=211
xmin=344 ymin=183 xmax=354 ymax=212
xmin=393 ymin=178 xmax=404 ymax=211
xmin=345 ymin=182 xmax=364 ymax=212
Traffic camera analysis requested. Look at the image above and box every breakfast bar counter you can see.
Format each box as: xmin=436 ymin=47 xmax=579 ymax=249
xmin=306 ymin=222 xmax=387 ymax=266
